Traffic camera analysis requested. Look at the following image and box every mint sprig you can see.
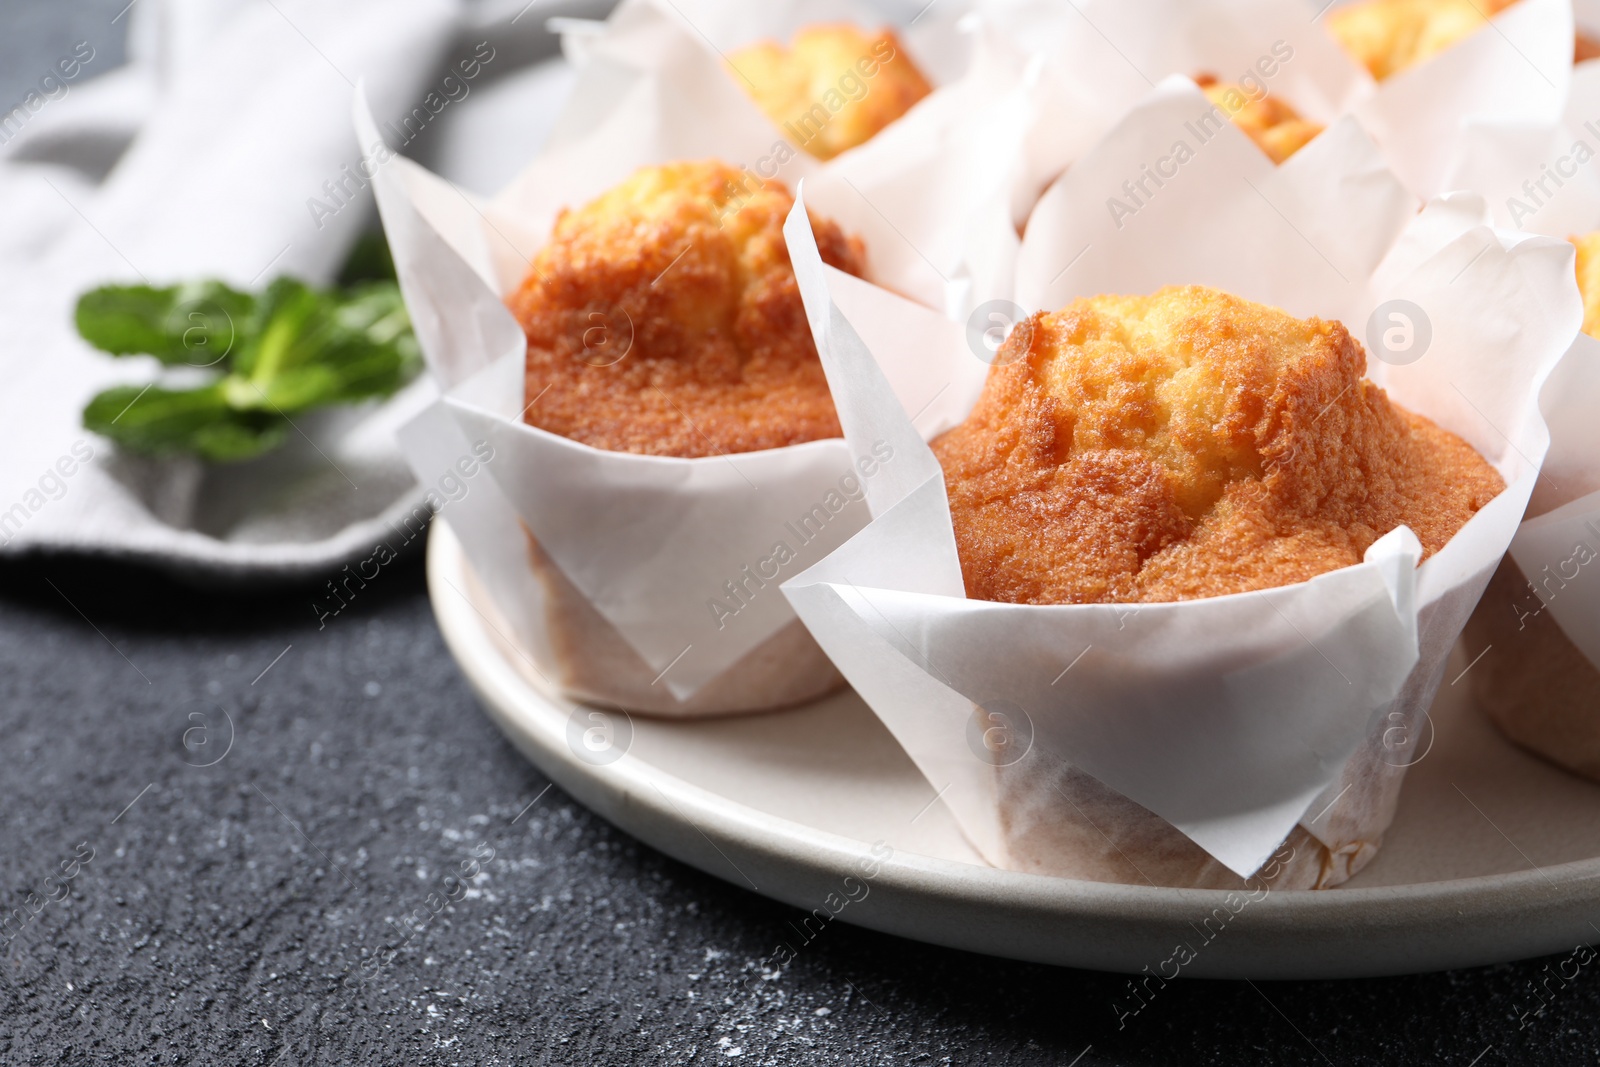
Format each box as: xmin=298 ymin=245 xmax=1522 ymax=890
xmin=76 ymin=261 xmax=420 ymax=463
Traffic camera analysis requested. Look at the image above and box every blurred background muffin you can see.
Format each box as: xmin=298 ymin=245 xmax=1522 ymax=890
xmin=1327 ymin=0 xmax=1598 ymax=78
xmin=727 ymin=24 xmax=932 ymax=160
xmin=1328 ymin=0 xmax=1519 ymax=80
xmin=1575 ymin=230 xmax=1600 ymax=337
xmin=1195 ymin=74 xmax=1324 ymax=163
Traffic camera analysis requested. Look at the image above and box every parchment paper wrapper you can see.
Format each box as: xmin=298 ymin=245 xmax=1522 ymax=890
xmin=361 ymin=0 xmax=1023 ymax=715
xmin=972 ymin=0 xmax=1579 ymax=219
xmin=1443 ymin=0 xmax=1600 ymax=235
xmin=1463 ymin=329 xmax=1600 ymax=781
xmin=1458 ymin=3 xmax=1600 ymax=778
xmin=779 ymin=80 xmax=1579 ymax=885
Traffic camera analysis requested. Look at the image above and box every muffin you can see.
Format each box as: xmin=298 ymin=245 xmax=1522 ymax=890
xmin=1327 ymin=0 xmax=1520 ymax=80
xmin=925 ymin=286 xmax=1504 ymax=887
xmin=1195 ymin=76 xmax=1324 ymax=163
xmin=727 ymin=25 xmax=932 ymax=161
xmin=931 ymin=286 xmax=1503 ymax=607
xmin=508 ymin=160 xmax=867 ymax=457
xmin=506 ymin=160 xmax=868 ymax=714
xmin=868 ymin=287 xmax=1503 ymax=886
xmin=1463 ymin=233 xmax=1600 ymax=782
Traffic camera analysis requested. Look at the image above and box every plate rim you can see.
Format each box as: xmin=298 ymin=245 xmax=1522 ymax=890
xmin=426 ymin=519 xmax=1600 ymax=978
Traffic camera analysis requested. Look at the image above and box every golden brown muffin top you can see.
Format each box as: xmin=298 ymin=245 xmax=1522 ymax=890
xmin=931 ymin=286 xmax=1504 ymax=605
xmin=1573 ymin=232 xmax=1600 ymax=340
xmin=1326 ymin=0 xmax=1520 ymax=81
xmin=508 ymin=161 xmax=867 ymax=458
xmin=1196 ymin=76 xmax=1324 ymax=164
xmin=728 ymin=25 xmax=932 ymax=161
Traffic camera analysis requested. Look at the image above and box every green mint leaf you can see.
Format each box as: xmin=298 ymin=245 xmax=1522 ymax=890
xmin=245 ymin=282 xmax=419 ymax=413
xmin=187 ymin=418 xmax=292 ymax=462
xmin=75 ymin=281 xmax=254 ymax=367
xmin=230 ymin=278 xmax=325 ymax=387
xmin=82 ymin=382 xmax=288 ymax=462
xmin=77 ymin=266 xmax=421 ymax=462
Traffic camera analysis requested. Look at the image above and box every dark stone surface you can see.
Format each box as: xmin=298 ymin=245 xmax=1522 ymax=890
xmin=2 ymin=541 xmax=1598 ymax=1067
xmin=4 ymin=2 xmax=1599 ymax=1064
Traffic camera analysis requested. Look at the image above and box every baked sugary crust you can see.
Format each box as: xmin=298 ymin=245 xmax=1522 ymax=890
xmin=1327 ymin=0 xmax=1519 ymax=81
xmin=729 ymin=25 xmax=931 ymax=161
xmin=1195 ymin=76 xmax=1324 ymax=164
xmin=508 ymin=161 xmax=866 ymax=457
xmin=931 ymin=286 xmax=1504 ymax=605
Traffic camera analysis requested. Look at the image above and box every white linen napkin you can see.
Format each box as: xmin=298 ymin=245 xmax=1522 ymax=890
xmin=0 ymin=0 xmax=465 ymax=579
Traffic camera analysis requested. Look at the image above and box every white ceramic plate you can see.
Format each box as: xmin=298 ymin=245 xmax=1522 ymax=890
xmin=427 ymin=520 xmax=1600 ymax=978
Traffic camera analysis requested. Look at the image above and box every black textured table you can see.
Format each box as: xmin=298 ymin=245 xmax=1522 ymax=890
xmin=5 ymin=5 xmax=1600 ymax=1066
xmin=5 ymin=538 xmax=1600 ymax=1067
